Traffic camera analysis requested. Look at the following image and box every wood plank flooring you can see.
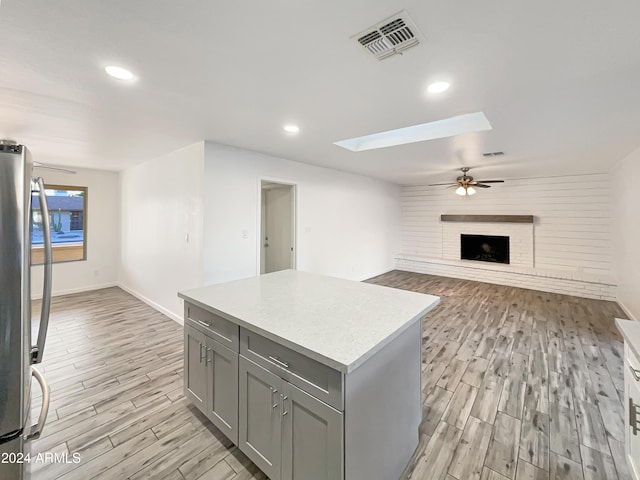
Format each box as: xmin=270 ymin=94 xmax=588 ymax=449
xmin=28 ymin=271 xmax=632 ymax=480
xmin=28 ymin=287 xmax=266 ymax=480
xmin=366 ymin=271 xmax=632 ymax=480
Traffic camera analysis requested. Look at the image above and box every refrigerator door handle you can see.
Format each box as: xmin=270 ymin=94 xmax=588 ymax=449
xmin=31 ymin=177 xmax=52 ymax=364
xmin=25 ymin=367 xmax=50 ymax=441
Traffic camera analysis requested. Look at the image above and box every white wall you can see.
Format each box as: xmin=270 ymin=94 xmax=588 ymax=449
xmin=397 ymin=173 xmax=617 ymax=300
xmin=119 ymin=142 xmax=204 ymax=322
xmin=613 ymin=147 xmax=640 ymax=319
xmin=203 ymin=142 xmax=400 ymax=285
xmin=31 ymin=166 xmax=119 ymax=298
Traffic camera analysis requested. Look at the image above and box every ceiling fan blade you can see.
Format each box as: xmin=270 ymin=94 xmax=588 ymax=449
xmin=428 ymin=182 xmax=459 ymax=186
xmin=475 ymin=180 xmax=504 ymax=183
xmin=446 ymin=184 xmax=459 ymax=188
xmin=474 ymin=183 xmax=491 ymax=188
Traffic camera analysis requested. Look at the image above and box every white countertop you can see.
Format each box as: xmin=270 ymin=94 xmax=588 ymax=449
xmin=616 ymin=318 xmax=640 ymax=360
xmin=178 ymin=270 xmax=440 ymax=373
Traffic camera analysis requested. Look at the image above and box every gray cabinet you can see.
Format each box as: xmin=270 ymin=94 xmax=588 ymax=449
xmin=204 ymin=337 xmax=239 ymax=443
xmin=185 ymin=324 xmax=208 ymax=411
xmin=185 ymin=323 xmax=239 ymax=444
xmin=239 ymin=355 xmax=283 ymax=480
xmin=281 ymin=381 xmax=343 ymax=480
xmin=239 ymin=356 xmax=343 ymax=480
xmin=625 ymin=343 xmax=640 ymax=480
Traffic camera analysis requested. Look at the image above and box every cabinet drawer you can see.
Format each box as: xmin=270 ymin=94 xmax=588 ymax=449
xmin=627 ymin=343 xmax=640 ymax=372
xmin=240 ymin=328 xmax=343 ymax=410
xmin=185 ymin=303 xmax=239 ymax=351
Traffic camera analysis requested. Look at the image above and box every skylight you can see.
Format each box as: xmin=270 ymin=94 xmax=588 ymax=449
xmin=334 ymin=112 xmax=492 ymax=152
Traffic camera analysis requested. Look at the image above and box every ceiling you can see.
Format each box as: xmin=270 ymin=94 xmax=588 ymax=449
xmin=1 ymin=1 xmax=640 ymax=184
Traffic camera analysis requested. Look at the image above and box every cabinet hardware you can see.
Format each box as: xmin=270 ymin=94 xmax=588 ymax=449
xmin=196 ymin=319 xmax=210 ymax=328
xmin=270 ymin=387 xmax=279 ymax=410
xmin=268 ymin=356 xmax=290 ymax=369
xmin=630 ymin=365 xmax=640 ymax=382
xmin=199 ymin=342 xmax=206 ymax=363
xmin=206 ymin=348 xmax=212 ymax=365
xmin=281 ymin=394 xmax=289 ymax=417
xmin=630 ymin=397 xmax=640 ymax=436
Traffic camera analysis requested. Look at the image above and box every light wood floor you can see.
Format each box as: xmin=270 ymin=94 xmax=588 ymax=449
xmin=29 ymin=271 xmax=633 ymax=480
xmin=29 ymin=288 xmax=266 ymax=480
xmin=367 ymin=271 xmax=632 ymax=480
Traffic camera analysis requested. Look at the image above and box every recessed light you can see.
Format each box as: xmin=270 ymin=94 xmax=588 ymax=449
xmin=334 ymin=112 xmax=492 ymax=152
xmin=283 ymin=125 xmax=300 ymax=134
xmin=105 ymin=66 xmax=134 ymax=81
xmin=427 ymin=81 xmax=450 ymax=93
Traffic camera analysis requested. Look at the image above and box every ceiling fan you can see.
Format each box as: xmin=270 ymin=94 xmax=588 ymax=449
xmin=429 ymin=167 xmax=504 ymax=196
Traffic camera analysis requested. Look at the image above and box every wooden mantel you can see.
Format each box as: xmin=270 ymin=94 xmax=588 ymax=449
xmin=440 ymin=214 xmax=535 ymax=223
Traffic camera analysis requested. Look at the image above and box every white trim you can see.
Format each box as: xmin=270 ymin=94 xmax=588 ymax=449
xmin=32 ymin=281 xmax=118 ymax=300
xmin=617 ymin=298 xmax=638 ymax=321
xmin=117 ymin=283 xmax=184 ymax=325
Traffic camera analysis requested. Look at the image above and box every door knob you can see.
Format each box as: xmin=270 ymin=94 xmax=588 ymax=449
xmin=264 ymin=243 xmax=269 ymax=248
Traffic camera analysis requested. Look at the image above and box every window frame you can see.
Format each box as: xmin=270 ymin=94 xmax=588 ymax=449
xmin=32 ymin=184 xmax=88 ymax=265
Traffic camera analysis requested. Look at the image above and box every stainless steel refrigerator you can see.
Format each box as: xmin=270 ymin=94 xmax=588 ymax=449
xmin=0 ymin=142 xmax=52 ymax=480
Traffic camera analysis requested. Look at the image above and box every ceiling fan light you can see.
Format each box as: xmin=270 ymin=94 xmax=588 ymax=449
xmin=467 ymin=186 xmax=477 ymax=196
xmin=455 ymin=186 xmax=467 ymax=196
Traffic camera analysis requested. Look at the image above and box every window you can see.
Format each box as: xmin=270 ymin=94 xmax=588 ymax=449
xmin=31 ymin=185 xmax=87 ymax=264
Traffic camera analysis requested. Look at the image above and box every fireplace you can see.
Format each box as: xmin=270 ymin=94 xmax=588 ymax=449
xmin=461 ymin=234 xmax=510 ymax=264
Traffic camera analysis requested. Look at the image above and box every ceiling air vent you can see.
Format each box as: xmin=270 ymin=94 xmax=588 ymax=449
xmin=353 ymin=11 xmax=422 ymax=60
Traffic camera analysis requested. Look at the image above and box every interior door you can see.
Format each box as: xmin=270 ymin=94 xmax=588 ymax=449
xmin=281 ymin=381 xmax=344 ymax=480
xmin=239 ymin=356 xmax=283 ymax=480
xmin=264 ymin=185 xmax=293 ymax=273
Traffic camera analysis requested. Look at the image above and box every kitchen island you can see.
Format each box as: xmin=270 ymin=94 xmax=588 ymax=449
xmin=616 ymin=319 xmax=640 ymax=480
xmin=178 ymin=270 xmax=439 ymax=480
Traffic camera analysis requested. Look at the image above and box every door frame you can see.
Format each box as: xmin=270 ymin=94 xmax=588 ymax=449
xmin=256 ymin=176 xmax=297 ymax=275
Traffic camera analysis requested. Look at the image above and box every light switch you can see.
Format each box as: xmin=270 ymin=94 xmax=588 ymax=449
xmin=242 ymin=229 xmax=249 ymax=239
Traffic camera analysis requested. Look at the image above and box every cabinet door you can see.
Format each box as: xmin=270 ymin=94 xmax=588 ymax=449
xmin=239 ymin=356 xmax=283 ymax=480
xmin=281 ymin=382 xmax=343 ymax=480
xmin=626 ymin=355 xmax=640 ymax=480
xmin=205 ymin=338 xmax=239 ymax=443
xmin=184 ymin=325 xmax=208 ymax=410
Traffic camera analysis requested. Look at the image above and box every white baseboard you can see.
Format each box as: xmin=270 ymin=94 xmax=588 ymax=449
xmin=32 ymin=282 xmax=119 ymax=300
xmin=117 ymin=283 xmax=183 ymax=325
xmin=617 ymin=298 xmax=638 ymax=321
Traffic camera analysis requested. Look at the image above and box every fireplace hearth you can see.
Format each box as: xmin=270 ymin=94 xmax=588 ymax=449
xmin=461 ymin=234 xmax=510 ymax=264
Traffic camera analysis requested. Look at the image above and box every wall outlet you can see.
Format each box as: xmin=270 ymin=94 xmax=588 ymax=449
xmin=242 ymin=229 xmax=249 ymax=239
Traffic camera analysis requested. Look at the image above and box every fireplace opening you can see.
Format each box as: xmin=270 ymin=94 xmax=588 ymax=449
xmin=461 ymin=234 xmax=510 ymax=264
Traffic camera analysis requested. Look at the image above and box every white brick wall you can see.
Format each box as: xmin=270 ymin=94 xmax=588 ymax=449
xmin=397 ymin=173 xmax=617 ymax=300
